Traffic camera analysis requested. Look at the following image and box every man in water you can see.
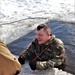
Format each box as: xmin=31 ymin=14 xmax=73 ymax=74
xmin=18 ymin=23 xmax=66 ymax=71
xmin=0 ymin=39 xmax=21 ymax=75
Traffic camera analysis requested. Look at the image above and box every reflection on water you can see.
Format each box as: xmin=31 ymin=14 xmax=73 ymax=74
xmin=7 ymin=20 xmax=75 ymax=74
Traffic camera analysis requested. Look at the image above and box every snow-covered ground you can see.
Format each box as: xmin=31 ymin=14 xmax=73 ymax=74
xmin=0 ymin=0 xmax=74 ymax=43
xmin=0 ymin=0 xmax=74 ymax=23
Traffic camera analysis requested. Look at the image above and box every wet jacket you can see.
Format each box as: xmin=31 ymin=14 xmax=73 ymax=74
xmin=0 ymin=40 xmax=21 ymax=75
xmin=20 ymin=35 xmax=66 ymax=70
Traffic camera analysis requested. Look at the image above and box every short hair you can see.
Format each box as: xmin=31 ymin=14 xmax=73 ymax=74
xmin=37 ymin=23 xmax=50 ymax=34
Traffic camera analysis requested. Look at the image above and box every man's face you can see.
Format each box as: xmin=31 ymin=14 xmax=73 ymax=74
xmin=36 ymin=28 xmax=50 ymax=44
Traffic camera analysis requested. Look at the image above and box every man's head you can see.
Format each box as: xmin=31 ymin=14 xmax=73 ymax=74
xmin=36 ymin=23 xmax=51 ymax=44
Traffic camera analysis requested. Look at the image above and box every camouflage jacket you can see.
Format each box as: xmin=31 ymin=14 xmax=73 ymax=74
xmin=20 ymin=35 xmax=66 ymax=70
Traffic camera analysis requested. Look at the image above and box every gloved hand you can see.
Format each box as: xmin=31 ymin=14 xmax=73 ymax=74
xmin=29 ymin=61 xmax=36 ymax=70
xmin=18 ymin=56 xmax=25 ymax=65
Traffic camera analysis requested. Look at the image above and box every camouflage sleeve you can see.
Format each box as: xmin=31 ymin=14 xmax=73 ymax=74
xmin=20 ymin=39 xmax=35 ymax=60
xmin=47 ymin=44 xmax=66 ymax=67
xmin=36 ymin=39 xmax=66 ymax=70
xmin=47 ymin=39 xmax=66 ymax=67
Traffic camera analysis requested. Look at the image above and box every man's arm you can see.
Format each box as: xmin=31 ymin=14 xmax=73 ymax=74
xmin=18 ymin=40 xmax=35 ymax=65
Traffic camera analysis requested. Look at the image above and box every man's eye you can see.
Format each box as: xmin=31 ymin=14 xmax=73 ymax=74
xmin=39 ymin=34 xmax=43 ymax=36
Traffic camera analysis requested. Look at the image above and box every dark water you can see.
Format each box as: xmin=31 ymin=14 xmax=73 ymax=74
xmin=7 ymin=20 xmax=75 ymax=75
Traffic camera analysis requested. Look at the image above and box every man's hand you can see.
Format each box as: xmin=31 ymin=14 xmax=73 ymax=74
xmin=29 ymin=61 xmax=48 ymax=70
xmin=36 ymin=61 xmax=48 ymax=70
xmin=18 ymin=56 xmax=25 ymax=65
xmin=29 ymin=61 xmax=36 ymax=70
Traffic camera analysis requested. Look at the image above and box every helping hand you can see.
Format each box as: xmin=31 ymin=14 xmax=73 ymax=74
xmin=29 ymin=61 xmax=36 ymax=70
xmin=18 ymin=56 xmax=25 ymax=65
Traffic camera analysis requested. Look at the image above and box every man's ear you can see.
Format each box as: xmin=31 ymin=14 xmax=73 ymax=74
xmin=47 ymin=33 xmax=50 ymax=37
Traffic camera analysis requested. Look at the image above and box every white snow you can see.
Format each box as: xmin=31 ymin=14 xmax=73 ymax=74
xmin=0 ymin=0 xmax=74 ymax=24
xmin=0 ymin=0 xmax=74 ymax=43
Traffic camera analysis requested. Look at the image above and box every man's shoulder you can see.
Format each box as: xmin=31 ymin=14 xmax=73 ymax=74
xmin=52 ymin=35 xmax=64 ymax=45
xmin=52 ymin=37 xmax=65 ymax=51
xmin=55 ymin=38 xmax=63 ymax=44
